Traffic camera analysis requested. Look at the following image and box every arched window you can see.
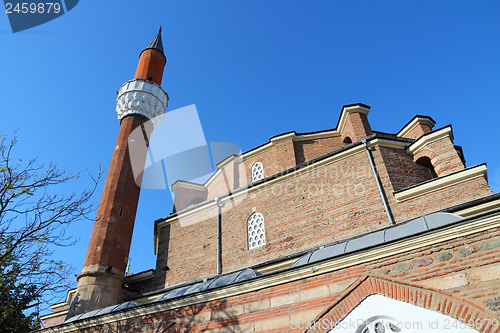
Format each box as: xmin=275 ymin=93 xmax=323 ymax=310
xmin=343 ymin=136 xmax=352 ymax=145
xmin=247 ymin=213 xmax=265 ymax=249
xmin=251 ymin=162 xmax=264 ymax=182
xmin=416 ymin=156 xmax=437 ymax=179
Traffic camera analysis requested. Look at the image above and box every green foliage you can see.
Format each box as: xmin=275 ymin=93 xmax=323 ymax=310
xmin=0 ymin=237 xmax=41 ymax=331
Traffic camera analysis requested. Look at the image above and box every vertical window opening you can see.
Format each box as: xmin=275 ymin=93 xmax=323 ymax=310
xmin=247 ymin=213 xmax=265 ymax=250
xmin=251 ymin=162 xmax=264 ymax=182
xmin=416 ymin=156 xmax=437 ymax=178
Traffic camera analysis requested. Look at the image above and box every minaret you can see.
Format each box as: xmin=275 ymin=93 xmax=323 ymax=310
xmin=67 ymin=29 xmax=168 ymax=318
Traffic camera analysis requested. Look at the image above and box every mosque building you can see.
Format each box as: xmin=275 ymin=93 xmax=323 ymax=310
xmin=41 ymin=30 xmax=500 ymax=333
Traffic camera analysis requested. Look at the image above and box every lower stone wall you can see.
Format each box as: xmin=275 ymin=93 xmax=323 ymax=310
xmin=60 ymin=225 xmax=500 ymax=333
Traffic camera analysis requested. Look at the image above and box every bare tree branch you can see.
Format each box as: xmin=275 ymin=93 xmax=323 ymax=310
xmin=0 ymin=133 xmax=103 ymax=330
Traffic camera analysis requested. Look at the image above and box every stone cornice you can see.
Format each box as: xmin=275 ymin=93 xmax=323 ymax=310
xmin=269 ymin=132 xmax=297 ymax=144
xmin=41 ymin=309 xmax=69 ymax=322
xmin=369 ymin=138 xmax=409 ymax=150
xmin=451 ymin=197 xmax=500 ymax=218
xmin=171 ymin=180 xmax=206 ymax=193
xmin=242 ymin=104 xmax=371 ymax=160
xmin=124 ymin=270 xmax=155 ymax=284
xmin=397 ymin=116 xmax=436 ymax=138
xmin=337 ymin=104 xmax=370 ymax=132
xmin=48 ymin=289 xmax=76 ymax=311
xmin=293 ymin=130 xmax=338 ymax=141
xmin=204 ymin=155 xmax=244 ymax=189
xmin=393 ymin=164 xmax=488 ymax=202
xmin=406 ymin=125 xmax=453 ymax=156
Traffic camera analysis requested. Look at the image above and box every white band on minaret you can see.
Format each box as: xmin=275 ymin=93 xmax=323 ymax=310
xmin=116 ymin=78 xmax=168 ymax=127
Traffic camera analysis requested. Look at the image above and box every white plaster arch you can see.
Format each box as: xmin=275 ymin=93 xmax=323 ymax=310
xmin=329 ymin=294 xmax=481 ymax=333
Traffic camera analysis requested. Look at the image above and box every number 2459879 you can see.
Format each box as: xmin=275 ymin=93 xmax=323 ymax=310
xmin=5 ymin=2 xmax=61 ymax=14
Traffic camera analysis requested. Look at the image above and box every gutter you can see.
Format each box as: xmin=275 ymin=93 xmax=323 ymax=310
xmin=215 ymin=197 xmax=222 ymax=275
xmin=362 ymin=138 xmax=395 ymax=225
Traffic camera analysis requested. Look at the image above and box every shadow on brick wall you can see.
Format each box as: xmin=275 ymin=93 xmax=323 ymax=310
xmin=71 ymin=298 xmax=240 ymax=333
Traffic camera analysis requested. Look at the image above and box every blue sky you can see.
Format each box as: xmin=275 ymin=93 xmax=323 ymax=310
xmin=1 ymin=1 xmax=500 ymax=308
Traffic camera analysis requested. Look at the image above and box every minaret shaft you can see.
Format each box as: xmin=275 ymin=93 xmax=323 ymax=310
xmin=135 ymin=48 xmax=166 ymax=86
xmin=67 ymin=29 xmax=167 ymax=318
xmin=83 ymin=115 xmax=149 ymax=272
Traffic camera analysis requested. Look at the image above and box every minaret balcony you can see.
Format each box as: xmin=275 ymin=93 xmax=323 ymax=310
xmin=116 ymin=78 xmax=169 ymax=127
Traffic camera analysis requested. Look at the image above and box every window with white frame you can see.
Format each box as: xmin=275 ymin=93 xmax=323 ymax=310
xmin=247 ymin=213 xmax=265 ymax=249
xmin=251 ymin=162 xmax=264 ymax=182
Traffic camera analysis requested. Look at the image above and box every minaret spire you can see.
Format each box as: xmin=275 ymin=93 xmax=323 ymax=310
xmin=135 ymin=28 xmax=166 ymax=86
xmin=67 ymin=30 xmax=169 ymax=318
xmin=144 ymin=26 xmax=164 ymax=54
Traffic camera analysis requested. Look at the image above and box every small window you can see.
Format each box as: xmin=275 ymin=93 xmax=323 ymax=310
xmin=247 ymin=213 xmax=265 ymax=249
xmin=251 ymin=162 xmax=264 ymax=182
xmin=416 ymin=156 xmax=437 ymax=178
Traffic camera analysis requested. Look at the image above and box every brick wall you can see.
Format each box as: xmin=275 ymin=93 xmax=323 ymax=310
xmin=404 ymin=122 xmax=433 ymax=139
xmin=293 ymin=137 xmax=342 ymax=165
xmin=154 ymin=205 xmax=219 ymax=289
xmin=157 ymin=149 xmax=392 ymax=287
xmin=341 ymin=111 xmax=372 ymax=142
xmin=155 ymin=135 xmax=492 ymax=288
xmin=375 ymin=146 xmax=435 ymax=192
xmin=207 ymin=158 xmax=244 ymax=200
xmin=413 ymin=136 xmax=465 ymax=177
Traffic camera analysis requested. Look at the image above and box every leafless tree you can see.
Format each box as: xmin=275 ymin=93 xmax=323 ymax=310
xmin=0 ymin=133 xmax=102 ymax=330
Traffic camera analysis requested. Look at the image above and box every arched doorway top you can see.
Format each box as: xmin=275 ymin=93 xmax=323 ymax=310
xmin=305 ymin=276 xmax=498 ymax=333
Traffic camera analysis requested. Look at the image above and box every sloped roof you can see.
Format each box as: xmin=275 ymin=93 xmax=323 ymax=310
xmin=154 ymin=268 xmax=261 ymax=302
xmin=289 ymin=212 xmax=463 ymax=268
xmin=63 ymin=268 xmax=261 ymax=323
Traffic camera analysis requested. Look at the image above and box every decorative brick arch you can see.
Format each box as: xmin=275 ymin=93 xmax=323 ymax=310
xmin=412 ymin=147 xmax=437 ymax=164
xmin=341 ymin=131 xmax=354 ymax=145
xmin=305 ymin=275 xmax=499 ymax=333
xmin=412 ymin=147 xmax=443 ymax=178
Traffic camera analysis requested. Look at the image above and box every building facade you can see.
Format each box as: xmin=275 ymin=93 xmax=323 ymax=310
xmin=41 ymin=31 xmax=500 ymax=333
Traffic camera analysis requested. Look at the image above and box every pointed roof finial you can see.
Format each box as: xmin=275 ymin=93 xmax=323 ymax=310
xmin=144 ymin=27 xmax=164 ymax=55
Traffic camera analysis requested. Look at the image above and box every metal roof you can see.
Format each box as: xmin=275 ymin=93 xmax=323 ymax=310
xmin=63 ymin=268 xmax=261 ymax=323
xmin=64 ymin=301 xmax=139 ymax=324
xmin=153 ymin=268 xmax=261 ymax=302
xmin=144 ymin=27 xmax=164 ymax=55
xmin=289 ymin=212 xmax=464 ymax=268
